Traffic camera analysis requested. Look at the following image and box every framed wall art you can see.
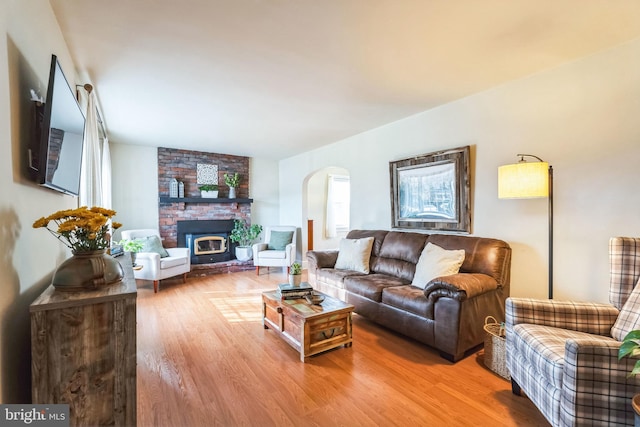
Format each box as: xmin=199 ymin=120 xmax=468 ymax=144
xmin=197 ymin=163 xmax=219 ymax=185
xmin=389 ymin=146 xmax=471 ymax=233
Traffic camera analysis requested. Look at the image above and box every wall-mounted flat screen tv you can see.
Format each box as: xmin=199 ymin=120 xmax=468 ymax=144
xmin=36 ymin=54 xmax=85 ymax=196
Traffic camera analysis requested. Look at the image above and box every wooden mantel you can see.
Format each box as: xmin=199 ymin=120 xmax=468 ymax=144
xmin=159 ymin=197 xmax=253 ymax=204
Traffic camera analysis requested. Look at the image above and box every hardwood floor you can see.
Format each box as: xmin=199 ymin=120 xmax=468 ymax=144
xmin=136 ymin=270 xmax=548 ymax=427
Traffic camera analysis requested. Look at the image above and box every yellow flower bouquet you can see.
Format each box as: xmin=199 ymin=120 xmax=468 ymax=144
xmin=33 ymin=206 xmax=125 ymax=291
xmin=33 ymin=206 xmax=122 ymax=253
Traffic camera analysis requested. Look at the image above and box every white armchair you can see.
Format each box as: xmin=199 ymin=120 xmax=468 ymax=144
xmin=120 ymin=229 xmax=191 ymax=293
xmin=252 ymin=226 xmax=297 ymax=275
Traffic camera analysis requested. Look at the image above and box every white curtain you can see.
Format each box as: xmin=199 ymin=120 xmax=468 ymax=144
xmin=101 ymin=137 xmax=112 ymax=209
xmin=79 ymin=91 xmax=102 ymax=207
xmin=325 ymin=174 xmax=350 ymax=238
xmin=325 ymin=176 xmax=337 ymax=238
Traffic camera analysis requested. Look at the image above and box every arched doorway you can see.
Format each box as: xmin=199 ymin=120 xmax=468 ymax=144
xmin=302 ymin=166 xmax=350 ymax=255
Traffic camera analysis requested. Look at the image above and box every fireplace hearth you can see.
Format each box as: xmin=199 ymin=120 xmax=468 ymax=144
xmin=177 ymin=220 xmax=238 ymax=264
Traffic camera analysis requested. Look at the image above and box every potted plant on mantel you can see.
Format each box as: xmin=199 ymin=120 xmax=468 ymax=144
xmin=618 ymin=330 xmax=640 ymax=426
xmin=198 ymin=184 xmax=219 ymax=198
xmin=229 ymin=219 xmax=262 ymax=261
xmin=289 ymin=262 xmax=302 ymax=286
xmin=224 ymin=172 xmax=241 ymax=199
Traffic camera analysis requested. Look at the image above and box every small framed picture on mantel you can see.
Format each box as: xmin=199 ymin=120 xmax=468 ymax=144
xmin=389 ymin=145 xmax=471 ymax=234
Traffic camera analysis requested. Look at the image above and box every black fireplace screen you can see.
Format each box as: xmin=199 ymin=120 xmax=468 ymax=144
xmin=178 ymin=220 xmax=237 ymax=264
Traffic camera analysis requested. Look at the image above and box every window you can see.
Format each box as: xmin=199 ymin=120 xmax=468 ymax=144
xmin=325 ymin=174 xmax=350 ymax=238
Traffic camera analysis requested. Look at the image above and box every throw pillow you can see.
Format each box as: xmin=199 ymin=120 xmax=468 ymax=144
xmin=411 ymin=242 xmax=465 ymax=290
xmin=611 ymin=277 xmax=640 ymax=341
xmin=268 ymin=231 xmax=294 ymax=250
xmin=142 ymin=235 xmax=170 ymax=258
xmin=334 ymin=237 xmax=375 ymax=274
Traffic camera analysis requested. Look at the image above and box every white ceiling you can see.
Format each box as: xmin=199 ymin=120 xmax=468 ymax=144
xmin=49 ymin=0 xmax=640 ymax=160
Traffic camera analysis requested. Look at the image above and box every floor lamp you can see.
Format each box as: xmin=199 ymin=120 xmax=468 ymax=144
xmin=498 ymin=154 xmax=554 ymax=299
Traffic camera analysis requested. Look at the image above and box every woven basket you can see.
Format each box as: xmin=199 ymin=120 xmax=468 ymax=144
xmin=483 ymin=316 xmax=510 ymax=380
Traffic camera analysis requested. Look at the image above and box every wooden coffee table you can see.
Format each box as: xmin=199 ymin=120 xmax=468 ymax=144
xmin=262 ymin=290 xmax=354 ymax=362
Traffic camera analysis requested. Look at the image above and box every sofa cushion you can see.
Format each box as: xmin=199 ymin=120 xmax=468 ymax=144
xmin=160 ymin=255 xmax=188 ymax=269
xmin=378 ymin=231 xmax=428 ymax=264
xmin=611 ymin=277 xmax=640 ymax=341
xmin=345 ymin=274 xmax=409 ymax=302
xmin=316 ymin=268 xmax=366 ymax=290
xmin=428 ymin=234 xmax=511 ymax=286
xmin=268 ymin=231 xmax=294 ymax=250
xmin=381 ymin=285 xmax=430 ymax=318
xmin=374 ymin=231 xmax=429 ymax=281
xmin=411 ymin=243 xmax=465 ymax=290
xmin=510 ymin=323 xmax=617 ymax=390
xmin=259 ymin=250 xmax=286 ymax=259
xmin=335 ymin=237 xmax=375 ymax=273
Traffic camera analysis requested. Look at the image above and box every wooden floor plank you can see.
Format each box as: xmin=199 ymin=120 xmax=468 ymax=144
xmin=137 ymin=270 xmax=548 ymax=426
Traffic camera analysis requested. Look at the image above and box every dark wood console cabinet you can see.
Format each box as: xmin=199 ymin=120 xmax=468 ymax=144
xmin=30 ymin=255 xmax=137 ymax=426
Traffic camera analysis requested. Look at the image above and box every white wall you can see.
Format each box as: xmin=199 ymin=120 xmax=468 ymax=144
xmin=110 ymin=143 xmax=159 ymax=240
xmin=281 ymin=38 xmax=640 ymax=303
xmin=248 ymin=157 xmax=280 ymax=229
xmin=0 ymin=0 xmax=81 ymax=402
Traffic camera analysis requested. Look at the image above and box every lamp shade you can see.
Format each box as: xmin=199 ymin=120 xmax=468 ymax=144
xmin=498 ymin=161 xmax=549 ymax=199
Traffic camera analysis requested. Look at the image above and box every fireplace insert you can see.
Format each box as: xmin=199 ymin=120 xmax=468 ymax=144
xmin=177 ymin=219 xmax=238 ymax=264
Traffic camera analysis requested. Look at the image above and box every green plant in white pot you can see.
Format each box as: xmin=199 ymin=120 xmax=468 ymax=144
xmin=289 ymin=262 xmax=302 ymax=286
xmin=618 ymin=330 xmax=640 ymax=425
xmin=229 ymin=219 xmax=262 ymax=261
xmin=198 ymin=184 xmax=219 ymax=198
xmin=224 ymin=172 xmax=240 ymax=198
xmin=118 ymin=238 xmax=144 ymax=266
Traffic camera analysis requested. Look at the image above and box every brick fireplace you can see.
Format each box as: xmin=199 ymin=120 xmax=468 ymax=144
xmin=157 ymin=147 xmax=253 ymax=273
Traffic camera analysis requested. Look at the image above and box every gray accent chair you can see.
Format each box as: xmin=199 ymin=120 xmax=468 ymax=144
xmin=506 ymin=237 xmax=640 ymax=426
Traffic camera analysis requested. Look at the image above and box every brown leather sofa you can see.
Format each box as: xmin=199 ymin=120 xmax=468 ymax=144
xmin=306 ymin=230 xmax=512 ymax=362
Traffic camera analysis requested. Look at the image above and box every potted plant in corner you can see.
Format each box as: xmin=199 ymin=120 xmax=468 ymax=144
xmin=289 ymin=262 xmax=302 ymax=286
xmin=224 ymin=172 xmax=240 ymax=198
xmin=618 ymin=330 xmax=640 ymax=426
xmin=118 ymin=238 xmax=145 ymax=266
xmin=229 ymin=219 xmax=262 ymax=261
xmin=198 ymin=184 xmax=219 ymax=198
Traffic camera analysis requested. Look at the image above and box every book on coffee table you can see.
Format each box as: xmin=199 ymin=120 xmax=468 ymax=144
xmin=278 ymin=282 xmax=312 ymax=292
xmin=278 ymin=291 xmax=312 ymax=300
xmin=276 ymin=282 xmax=313 ymax=300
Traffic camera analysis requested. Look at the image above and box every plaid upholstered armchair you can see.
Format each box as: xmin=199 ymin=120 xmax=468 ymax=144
xmin=506 ymin=237 xmax=640 ymax=426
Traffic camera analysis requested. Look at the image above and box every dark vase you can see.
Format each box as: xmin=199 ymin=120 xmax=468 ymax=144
xmin=52 ymin=249 xmax=124 ymax=292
